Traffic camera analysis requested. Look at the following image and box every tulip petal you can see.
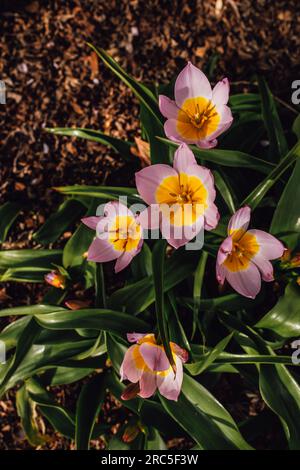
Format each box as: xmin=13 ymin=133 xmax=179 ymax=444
xmin=135 ymin=164 xmax=178 ymax=205
xmin=216 ymin=262 xmax=226 ymax=285
xmin=159 ymin=95 xmax=179 ymax=119
xmin=252 ymin=254 xmax=274 ymax=282
xmin=114 ymin=251 xmax=134 ymax=273
xmin=161 ymin=213 xmax=204 ymax=249
xmin=212 ymin=78 xmax=230 ymax=106
xmin=157 ymin=355 xmax=183 ymax=401
xmin=120 ymin=345 xmax=144 ymax=383
xmin=164 ymin=119 xmax=194 ymax=144
xmin=204 ymin=203 xmax=220 ymax=231
xmin=137 ymin=206 xmax=160 ymax=230
xmin=175 ymin=62 xmax=212 ymax=107
xmin=217 ymin=236 xmax=233 ymax=265
xmin=205 ymin=105 xmax=233 ymax=141
xmin=139 ymin=370 xmax=157 ymax=398
xmin=173 ymin=143 xmax=197 ymax=173
xmin=247 ymin=229 xmax=285 ymax=260
xmin=81 ymin=216 xmax=103 ymax=230
xmin=127 ymin=333 xmax=147 ymax=343
xmin=104 ymin=200 xmax=132 ymax=218
xmin=225 ymin=262 xmax=261 ymax=299
xmin=196 ymin=138 xmax=218 ymax=149
xmin=87 ymin=237 xmax=120 ymax=263
xmin=139 ymin=343 xmax=170 ymax=371
xmin=228 ymin=206 xmax=251 ymax=235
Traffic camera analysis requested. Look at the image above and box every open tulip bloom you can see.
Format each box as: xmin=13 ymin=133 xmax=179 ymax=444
xmin=216 ymin=206 xmax=285 ymax=299
xmin=159 ymin=62 xmax=233 ymax=149
xmin=120 ymin=333 xmax=188 ymax=401
xmin=82 ymin=201 xmax=143 ymax=273
xmin=136 ymin=143 xmax=219 ymax=248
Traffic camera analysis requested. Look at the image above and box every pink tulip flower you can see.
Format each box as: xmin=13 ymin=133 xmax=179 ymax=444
xmin=120 ymin=333 xmax=188 ymax=401
xmin=136 ymin=143 xmax=219 ymax=248
xmin=216 ymin=206 xmax=285 ymax=298
xmin=82 ymin=201 xmax=143 ymax=273
xmin=159 ymin=62 xmax=233 ymax=149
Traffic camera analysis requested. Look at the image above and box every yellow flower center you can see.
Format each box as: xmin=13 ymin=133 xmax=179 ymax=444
xmin=155 ymin=172 xmax=208 ymax=226
xmin=108 ymin=215 xmax=141 ymax=252
xmin=223 ymin=229 xmax=259 ymax=272
xmin=176 ymin=96 xmax=220 ymax=141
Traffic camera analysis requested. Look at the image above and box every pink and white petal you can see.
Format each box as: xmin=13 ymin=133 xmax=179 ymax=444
xmin=139 ymin=343 xmax=170 ymax=372
xmin=247 ymin=229 xmax=285 ymax=260
xmin=217 ymin=104 xmax=233 ymax=125
xmin=114 ymin=251 xmax=135 ymax=273
xmin=196 ymin=138 xmax=218 ymax=149
xmin=164 ymin=119 xmax=194 ymax=144
xmin=216 ymin=262 xmax=226 ymax=285
xmin=217 ymin=236 xmax=233 ymax=266
xmin=104 ymin=201 xmax=131 ymax=218
xmin=138 ymin=370 xmax=158 ymax=398
xmin=175 ymin=62 xmax=212 ymax=107
xmin=81 ymin=216 xmax=102 ymax=230
xmin=205 ymin=105 xmax=233 ymax=141
xmin=225 ymin=262 xmax=261 ymax=299
xmin=137 ymin=206 xmax=160 ymax=230
xmin=121 ymin=345 xmax=144 ymax=383
xmin=135 ymin=164 xmax=177 ymax=205
xmin=127 ymin=333 xmax=148 ymax=343
xmin=157 ymin=355 xmax=183 ymax=401
xmin=173 ymin=143 xmax=197 ymax=173
xmin=95 ymin=217 xmax=115 ymax=238
xmin=159 ymin=95 xmax=179 ymax=119
xmin=206 ymin=119 xmax=233 ymax=142
xmin=204 ymin=202 xmax=220 ymax=230
xmin=228 ymin=206 xmax=251 ymax=235
xmin=252 ymin=254 xmax=274 ymax=282
xmin=212 ymin=78 xmax=230 ymax=106
xmin=161 ymin=214 xmax=204 ymax=249
xmin=87 ymin=237 xmax=120 ymax=263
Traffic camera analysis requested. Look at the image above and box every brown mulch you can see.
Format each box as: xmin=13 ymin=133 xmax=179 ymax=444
xmin=0 ymin=0 xmax=299 ymax=450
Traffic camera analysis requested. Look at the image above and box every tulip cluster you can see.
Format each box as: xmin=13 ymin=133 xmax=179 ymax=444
xmin=82 ymin=63 xmax=285 ymax=401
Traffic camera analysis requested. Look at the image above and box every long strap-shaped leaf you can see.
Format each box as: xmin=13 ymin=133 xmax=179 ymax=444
xmin=87 ymin=44 xmax=163 ymax=128
xmin=258 ymin=77 xmax=288 ymax=161
xmin=26 ymin=378 xmax=76 ymax=439
xmin=75 ymin=372 xmax=107 ymax=449
xmin=220 ymin=311 xmax=300 ymax=450
xmin=0 ymin=202 xmax=21 ymax=243
xmin=0 ymin=317 xmax=41 ymax=397
xmin=152 ymin=239 xmax=174 ymax=369
xmin=160 ymin=374 xmax=252 ymax=449
xmin=242 ymin=140 xmax=300 ymax=209
xmin=158 ymin=137 xmax=274 ymax=174
xmin=35 ymin=308 xmax=149 ymax=333
xmin=46 ymin=127 xmax=134 ymax=160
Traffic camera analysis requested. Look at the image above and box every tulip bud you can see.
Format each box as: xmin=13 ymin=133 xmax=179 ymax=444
xmin=122 ymin=423 xmax=140 ymax=443
xmin=121 ymin=382 xmax=140 ymax=401
xmin=44 ymin=271 xmax=66 ymax=289
xmin=65 ymin=299 xmax=91 ymax=310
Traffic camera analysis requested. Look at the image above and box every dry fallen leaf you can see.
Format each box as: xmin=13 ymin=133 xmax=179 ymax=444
xmin=131 ymin=137 xmax=151 ymax=166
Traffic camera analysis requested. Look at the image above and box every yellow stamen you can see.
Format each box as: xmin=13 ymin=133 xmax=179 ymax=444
xmin=108 ymin=215 xmax=141 ymax=252
xmin=223 ymin=229 xmax=259 ymax=272
xmin=155 ymin=172 xmax=208 ymax=226
xmin=177 ymin=96 xmax=220 ymax=140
